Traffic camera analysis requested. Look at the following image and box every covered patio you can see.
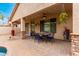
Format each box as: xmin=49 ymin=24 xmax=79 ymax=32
xmin=8 ymin=3 xmax=72 ymax=55
xmin=11 ymin=3 xmax=72 ymax=40
xmin=0 ymin=35 xmax=71 ymax=56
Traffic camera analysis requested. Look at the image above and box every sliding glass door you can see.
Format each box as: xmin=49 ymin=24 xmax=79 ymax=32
xmin=25 ymin=23 xmax=29 ymax=34
xmin=44 ymin=22 xmax=50 ymax=32
xmin=40 ymin=18 xmax=56 ymax=33
xmin=31 ymin=23 xmax=35 ymax=32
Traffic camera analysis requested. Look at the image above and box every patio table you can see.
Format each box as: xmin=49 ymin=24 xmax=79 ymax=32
xmin=39 ymin=32 xmax=54 ymax=41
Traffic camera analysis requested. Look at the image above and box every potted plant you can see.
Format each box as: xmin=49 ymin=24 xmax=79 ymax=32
xmin=58 ymin=11 xmax=69 ymax=24
xmin=58 ymin=4 xmax=69 ymax=24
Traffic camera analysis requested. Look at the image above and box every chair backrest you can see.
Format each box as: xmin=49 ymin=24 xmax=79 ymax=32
xmin=0 ymin=47 xmax=7 ymax=53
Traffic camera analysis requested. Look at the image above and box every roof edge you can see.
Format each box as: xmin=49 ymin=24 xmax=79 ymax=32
xmin=9 ymin=3 xmax=19 ymax=22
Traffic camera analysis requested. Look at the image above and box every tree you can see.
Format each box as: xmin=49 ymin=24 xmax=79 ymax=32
xmin=0 ymin=12 xmax=4 ymax=20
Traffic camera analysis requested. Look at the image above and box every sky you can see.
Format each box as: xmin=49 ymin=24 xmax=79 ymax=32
xmin=0 ymin=3 xmax=16 ymax=25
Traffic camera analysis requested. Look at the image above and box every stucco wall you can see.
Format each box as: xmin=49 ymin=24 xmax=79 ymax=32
xmin=71 ymin=3 xmax=79 ymax=56
xmin=11 ymin=3 xmax=55 ymax=22
xmin=0 ymin=26 xmax=11 ymax=35
xmin=38 ymin=17 xmax=72 ymax=40
xmin=0 ymin=26 xmax=21 ymax=36
xmin=23 ymin=14 xmax=72 ymax=40
xmin=14 ymin=24 xmax=21 ymax=35
xmin=11 ymin=3 xmax=72 ymax=40
xmin=55 ymin=16 xmax=72 ymax=39
xmin=73 ymin=3 xmax=79 ymax=34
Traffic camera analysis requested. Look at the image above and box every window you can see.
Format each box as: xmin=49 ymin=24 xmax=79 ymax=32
xmin=44 ymin=22 xmax=50 ymax=32
xmin=50 ymin=18 xmax=56 ymax=33
xmin=31 ymin=23 xmax=35 ymax=32
xmin=31 ymin=21 xmax=35 ymax=32
xmin=40 ymin=18 xmax=56 ymax=33
xmin=25 ymin=23 xmax=29 ymax=34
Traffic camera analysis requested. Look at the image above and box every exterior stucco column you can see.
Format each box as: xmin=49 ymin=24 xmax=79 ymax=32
xmin=21 ymin=18 xmax=26 ymax=39
xmin=29 ymin=23 xmax=31 ymax=36
xmin=71 ymin=3 xmax=79 ymax=56
xmin=11 ymin=22 xmax=14 ymax=29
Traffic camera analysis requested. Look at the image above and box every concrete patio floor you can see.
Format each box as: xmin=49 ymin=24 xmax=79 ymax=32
xmin=0 ymin=35 xmax=71 ymax=56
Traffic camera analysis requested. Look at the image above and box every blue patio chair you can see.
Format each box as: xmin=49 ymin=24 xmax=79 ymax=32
xmin=30 ymin=31 xmax=35 ymax=36
xmin=34 ymin=33 xmax=43 ymax=42
xmin=46 ymin=34 xmax=54 ymax=41
xmin=0 ymin=46 xmax=7 ymax=56
xmin=30 ymin=32 xmax=36 ymax=39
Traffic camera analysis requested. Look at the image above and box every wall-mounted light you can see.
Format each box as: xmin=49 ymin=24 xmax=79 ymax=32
xmin=41 ymin=13 xmax=47 ymax=20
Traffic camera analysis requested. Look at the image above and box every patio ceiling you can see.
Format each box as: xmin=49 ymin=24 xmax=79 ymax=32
xmin=23 ymin=3 xmax=72 ymax=21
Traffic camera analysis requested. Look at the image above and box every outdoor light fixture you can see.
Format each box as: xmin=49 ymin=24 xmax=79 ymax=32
xmin=42 ymin=15 xmax=46 ymax=20
xmin=9 ymin=21 xmax=11 ymax=24
xmin=41 ymin=13 xmax=47 ymax=20
xmin=58 ymin=4 xmax=69 ymax=24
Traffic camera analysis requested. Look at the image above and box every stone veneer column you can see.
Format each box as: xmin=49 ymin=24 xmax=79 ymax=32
xmin=71 ymin=3 xmax=79 ymax=56
xmin=21 ymin=18 xmax=26 ymax=39
xmin=71 ymin=34 xmax=79 ymax=56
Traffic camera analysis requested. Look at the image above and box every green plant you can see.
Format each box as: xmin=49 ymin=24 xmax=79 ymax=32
xmin=0 ymin=13 xmax=4 ymax=20
xmin=58 ymin=11 xmax=69 ymax=24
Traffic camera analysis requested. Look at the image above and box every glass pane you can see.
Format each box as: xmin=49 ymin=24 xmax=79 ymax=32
xmin=44 ymin=22 xmax=50 ymax=32
xmin=25 ymin=23 xmax=29 ymax=34
xmin=31 ymin=24 xmax=35 ymax=32
xmin=50 ymin=22 xmax=56 ymax=33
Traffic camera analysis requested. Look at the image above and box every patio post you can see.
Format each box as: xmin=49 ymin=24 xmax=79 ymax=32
xmin=11 ymin=22 xmax=14 ymax=29
xmin=21 ymin=18 xmax=26 ymax=39
xmin=71 ymin=3 xmax=79 ymax=56
xmin=29 ymin=23 xmax=31 ymax=36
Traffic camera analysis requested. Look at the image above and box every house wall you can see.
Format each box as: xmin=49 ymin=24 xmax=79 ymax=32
xmin=14 ymin=24 xmax=21 ymax=35
xmin=71 ymin=3 xmax=79 ymax=56
xmin=73 ymin=4 xmax=79 ymax=34
xmin=11 ymin=3 xmax=72 ymax=40
xmin=55 ymin=15 xmax=72 ymax=40
xmin=0 ymin=26 xmax=11 ymax=35
xmin=24 ymin=13 xmax=72 ymax=40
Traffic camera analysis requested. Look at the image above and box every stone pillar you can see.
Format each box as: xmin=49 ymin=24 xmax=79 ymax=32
xmin=71 ymin=34 xmax=79 ymax=56
xmin=71 ymin=3 xmax=79 ymax=56
xmin=21 ymin=18 xmax=26 ymax=39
